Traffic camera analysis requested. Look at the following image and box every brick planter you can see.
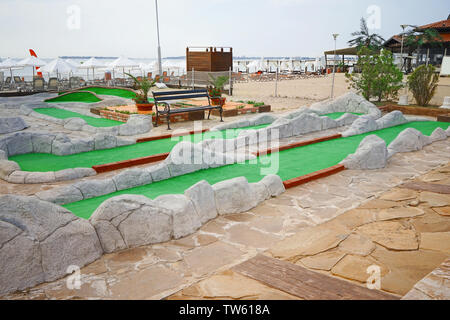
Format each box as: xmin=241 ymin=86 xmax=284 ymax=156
xmin=99 ymin=110 xmax=129 ymax=122
xmin=100 ymin=109 xmax=206 ymax=125
xmin=211 ymin=105 xmax=271 ymax=118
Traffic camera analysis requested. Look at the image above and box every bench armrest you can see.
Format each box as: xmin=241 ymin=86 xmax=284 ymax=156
xmin=155 ymin=101 xmax=171 ymax=114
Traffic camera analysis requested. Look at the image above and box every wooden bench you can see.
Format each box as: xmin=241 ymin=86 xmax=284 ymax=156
xmin=152 ymin=89 xmax=223 ymax=130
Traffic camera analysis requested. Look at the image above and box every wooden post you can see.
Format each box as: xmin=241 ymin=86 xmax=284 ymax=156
xmin=192 ymin=68 xmax=195 ymax=90
xmin=426 ymin=48 xmax=430 ymax=66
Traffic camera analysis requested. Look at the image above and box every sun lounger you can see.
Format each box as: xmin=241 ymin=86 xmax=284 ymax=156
xmin=47 ymin=77 xmax=59 ymax=91
xmin=33 ymin=78 xmax=45 ymax=92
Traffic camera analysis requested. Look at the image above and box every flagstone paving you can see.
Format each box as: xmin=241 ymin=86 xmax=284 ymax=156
xmin=3 ymin=140 xmax=450 ymax=300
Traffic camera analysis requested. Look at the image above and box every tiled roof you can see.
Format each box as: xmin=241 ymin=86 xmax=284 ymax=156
xmin=418 ymin=19 xmax=450 ymax=30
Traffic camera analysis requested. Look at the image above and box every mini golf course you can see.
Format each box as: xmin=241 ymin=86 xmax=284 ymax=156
xmin=60 ymin=121 xmax=449 ymax=219
xmin=10 ymin=113 xmax=363 ymax=173
xmin=78 ymin=87 xmax=137 ymax=100
xmin=34 ymin=108 xmax=123 ymax=127
xmin=45 ymin=91 xmax=102 ymax=103
xmin=45 ymin=87 xmax=155 ymax=104
xmin=10 ymin=124 xmax=270 ymax=172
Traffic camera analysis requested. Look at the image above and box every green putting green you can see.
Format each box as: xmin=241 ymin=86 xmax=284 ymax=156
xmin=78 ymin=87 xmax=138 ymax=100
xmin=62 ymin=121 xmax=449 ymax=219
xmin=34 ymin=108 xmax=122 ymax=127
xmin=9 ymin=112 xmax=366 ymax=173
xmin=46 ymin=92 xmax=101 ymax=104
xmin=10 ymin=124 xmax=270 ymax=172
xmin=324 ymin=112 xmax=362 ymax=119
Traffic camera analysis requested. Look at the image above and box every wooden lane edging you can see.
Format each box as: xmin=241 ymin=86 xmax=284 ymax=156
xmin=232 ymin=254 xmax=399 ymax=300
xmin=92 ymin=153 xmax=169 ymax=173
xmin=136 ymin=129 xmax=209 ymax=143
xmin=283 ymin=164 xmax=346 ymax=189
xmin=254 ymin=133 xmax=342 ymax=156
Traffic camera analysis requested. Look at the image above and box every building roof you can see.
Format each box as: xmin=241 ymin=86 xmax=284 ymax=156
xmin=324 ymin=47 xmax=359 ymax=56
xmin=418 ymin=18 xmax=450 ymax=30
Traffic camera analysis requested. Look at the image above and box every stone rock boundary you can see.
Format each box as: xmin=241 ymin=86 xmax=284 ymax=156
xmin=210 ymin=92 xmax=381 ymax=132
xmin=0 ymin=174 xmax=285 ymax=296
xmin=19 ymin=104 xmax=152 ymax=136
xmin=342 ymin=127 xmax=450 ymax=170
xmin=0 ymin=131 xmax=135 ymax=184
xmin=0 ymin=117 xmax=29 ymax=134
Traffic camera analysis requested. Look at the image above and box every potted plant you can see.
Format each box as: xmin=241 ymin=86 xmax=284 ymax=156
xmin=208 ymin=74 xmax=229 ymax=106
xmin=126 ymin=73 xmax=156 ymax=113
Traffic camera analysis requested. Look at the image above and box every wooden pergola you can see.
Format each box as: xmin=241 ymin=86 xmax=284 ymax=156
xmin=323 ymin=47 xmax=359 ymax=70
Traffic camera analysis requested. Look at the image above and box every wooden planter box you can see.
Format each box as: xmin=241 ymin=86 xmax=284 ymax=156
xmin=381 ymin=104 xmax=450 ymax=117
xmin=211 ymin=105 xmax=271 ymax=118
xmin=258 ymin=105 xmax=271 ymax=113
xmin=437 ymin=114 xmax=450 ymax=122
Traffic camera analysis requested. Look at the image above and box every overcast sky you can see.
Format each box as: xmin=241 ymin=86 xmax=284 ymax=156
xmin=0 ymin=0 xmax=448 ymax=59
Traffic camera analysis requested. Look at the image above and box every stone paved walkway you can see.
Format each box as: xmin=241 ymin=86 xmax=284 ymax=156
xmin=170 ymin=162 xmax=450 ymax=300
xmin=3 ymin=137 xmax=449 ymax=300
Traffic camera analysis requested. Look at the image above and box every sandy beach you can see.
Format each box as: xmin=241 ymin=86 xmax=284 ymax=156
xmin=229 ymin=73 xmax=450 ymax=112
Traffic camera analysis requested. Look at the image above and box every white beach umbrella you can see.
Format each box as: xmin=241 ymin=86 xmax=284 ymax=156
xmin=79 ymin=57 xmax=104 ymax=81
xmin=17 ymin=56 xmax=46 ymax=78
xmin=65 ymin=59 xmax=81 ymax=69
xmin=108 ymin=56 xmax=139 ymax=79
xmin=0 ymin=58 xmax=21 ymax=83
xmin=39 ymin=58 xmax=77 ymax=79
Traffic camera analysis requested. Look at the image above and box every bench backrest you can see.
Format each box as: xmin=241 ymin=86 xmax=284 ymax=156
xmin=153 ymin=89 xmax=210 ymax=104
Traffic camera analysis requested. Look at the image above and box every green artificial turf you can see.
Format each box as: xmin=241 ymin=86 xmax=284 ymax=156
xmin=61 ymin=121 xmax=449 ymax=219
xmin=46 ymin=92 xmax=101 ymax=103
xmin=10 ymin=124 xmax=270 ymax=172
xmin=324 ymin=112 xmax=362 ymax=119
xmin=34 ymin=108 xmax=122 ymax=127
xmin=78 ymin=87 xmax=138 ymax=100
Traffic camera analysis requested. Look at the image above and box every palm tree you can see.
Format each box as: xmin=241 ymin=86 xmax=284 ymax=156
xmin=403 ymin=27 xmax=442 ymax=72
xmin=348 ymin=18 xmax=385 ymax=50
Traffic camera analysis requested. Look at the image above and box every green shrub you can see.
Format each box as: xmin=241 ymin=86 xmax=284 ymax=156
xmin=346 ymin=48 xmax=403 ymax=102
xmin=407 ymin=65 xmax=439 ymax=106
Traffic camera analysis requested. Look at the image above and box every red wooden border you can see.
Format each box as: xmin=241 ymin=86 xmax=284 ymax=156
xmin=136 ymin=129 xmax=209 ymax=143
xmin=92 ymin=153 xmax=169 ymax=173
xmin=283 ymin=165 xmax=346 ymax=189
xmin=254 ymin=133 xmax=342 ymax=156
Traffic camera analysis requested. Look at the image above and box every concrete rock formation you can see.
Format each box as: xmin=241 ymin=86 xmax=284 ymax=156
xmin=342 ymin=111 xmax=408 ymax=137
xmin=0 ymin=117 xmax=28 ymax=134
xmin=0 ymin=195 xmax=103 ymax=296
xmin=341 ymin=135 xmax=388 ymax=170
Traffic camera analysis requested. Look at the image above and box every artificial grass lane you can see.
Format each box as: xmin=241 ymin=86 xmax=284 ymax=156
xmin=11 ymin=124 xmax=270 ymax=172
xmin=46 ymin=92 xmax=101 ymax=103
xmin=34 ymin=108 xmax=122 ymax=127
xmin=11 ymin=112 xmax=362 ymax=173
xmin=63 ymin=121 xmax=449 ymax=219
xmin=78 ymin=87 xmax=137 ymax=100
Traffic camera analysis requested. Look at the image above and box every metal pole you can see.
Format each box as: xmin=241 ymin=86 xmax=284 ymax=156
xmin=275 ymin=62 xmax=278 ymax=97
xmin=229 ymin=66 xmax=232 ymax=96
xmin=155 ymin=0 xmax=163 ymax=82
xmin=331 ymin=34 xmax=339 ymax=99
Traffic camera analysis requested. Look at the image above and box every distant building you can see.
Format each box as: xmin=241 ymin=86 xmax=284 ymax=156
xmin=384 ymin=15 xmax=450 ymax=71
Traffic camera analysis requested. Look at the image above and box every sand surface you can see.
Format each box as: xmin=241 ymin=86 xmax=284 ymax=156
xmin=229 ymin=73 xmax=450 ymax=113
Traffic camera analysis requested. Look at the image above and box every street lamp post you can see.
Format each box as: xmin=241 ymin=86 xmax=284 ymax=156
xmin=400 ymin=24 xmax=409 ymax=72
xmin=155 ymin=0 xmax=163 ymax=82
xmin=331 ymin=33 xmax=339 ymax=99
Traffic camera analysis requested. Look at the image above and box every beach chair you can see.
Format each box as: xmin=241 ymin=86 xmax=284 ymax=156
xmin=69 ymin=77 xmax=81 ymax=89
xmin=3 ymin=77 xmax=11 ymax=90
xmin=47 ymin=77 xmax=59 ymax=91
xmin=33 ymin=78 xmax=45 ymax=92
